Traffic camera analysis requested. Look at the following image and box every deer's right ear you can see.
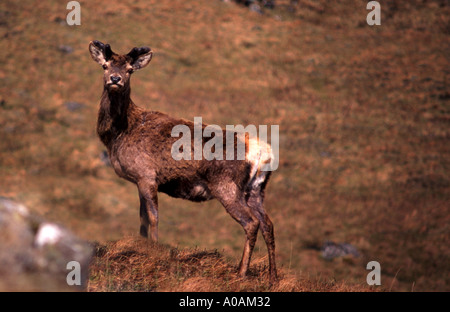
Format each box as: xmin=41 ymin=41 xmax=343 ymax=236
xmin=89 ymin=41 xmax=107 ymax=66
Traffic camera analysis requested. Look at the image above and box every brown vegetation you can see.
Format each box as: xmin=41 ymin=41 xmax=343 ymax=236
xmin=88 ymin=236 xmax=372 ymax=292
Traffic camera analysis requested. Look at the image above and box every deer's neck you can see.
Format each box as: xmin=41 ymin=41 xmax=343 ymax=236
xmin=97 ymin=86 xmax=141 ymax=149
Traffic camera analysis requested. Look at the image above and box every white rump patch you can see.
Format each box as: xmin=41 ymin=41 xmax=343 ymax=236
xmin=246 ymin=137 xmax=273 ymax=189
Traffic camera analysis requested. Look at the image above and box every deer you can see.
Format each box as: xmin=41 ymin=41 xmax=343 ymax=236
xmin=88 ymin=40 xmax=278 ymax=283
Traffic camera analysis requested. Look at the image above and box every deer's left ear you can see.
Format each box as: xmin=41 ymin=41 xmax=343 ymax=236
xmin=127 ymin=47 xmax=153 ymax=71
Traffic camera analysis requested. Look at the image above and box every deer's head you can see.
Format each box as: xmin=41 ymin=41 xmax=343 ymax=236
xmin=89 ymin=40 xmax=153 ymax=92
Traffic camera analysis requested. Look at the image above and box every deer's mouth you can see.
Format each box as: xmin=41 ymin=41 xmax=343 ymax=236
xmin=106 ymin=82 xmax=124 ymax=90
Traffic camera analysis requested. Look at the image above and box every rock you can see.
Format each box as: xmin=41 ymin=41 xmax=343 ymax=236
xmin=249 ymin=3 xmax=264 ymax=14
xmin=64 ymin=101 xmax=85 ymax=112
xmin=0 ymin=197 xmax=92 ymax=291
xmin=262 ymin=0 xmax=275 ymax=9
xmin=321 ymin=241 xmax=360 ymax=260
xmin=58 ymin=45 xmax=74 ymax=54
xmin=100 ymin=150 xmax=111 ymax=167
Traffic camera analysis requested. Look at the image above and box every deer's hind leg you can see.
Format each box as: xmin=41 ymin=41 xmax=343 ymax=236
xmin=212 ymin=181 xmax=260 ymax=278
xmin=246 ymin=188 xmax=277 ymax=283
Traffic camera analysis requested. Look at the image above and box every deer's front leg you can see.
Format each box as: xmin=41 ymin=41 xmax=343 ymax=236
xmin=138 ymin=181 xmax=158 ymax=242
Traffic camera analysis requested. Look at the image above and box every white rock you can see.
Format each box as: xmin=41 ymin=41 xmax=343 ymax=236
xmin=35 ymin=223 xmax=64 ymax=247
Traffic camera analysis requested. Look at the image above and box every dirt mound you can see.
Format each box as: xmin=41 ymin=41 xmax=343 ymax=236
xmin=88 ymin=236 xmax=373 ymax=292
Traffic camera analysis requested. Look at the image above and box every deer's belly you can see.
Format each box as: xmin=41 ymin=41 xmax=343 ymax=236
xmin=158 ymin=179 xmax=213 ymax=202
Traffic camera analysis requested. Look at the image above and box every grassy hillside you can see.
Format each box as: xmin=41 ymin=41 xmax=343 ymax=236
xmin=88 ymin=236 xmax=373 ymax=292
xmin=0 ymin=0 xmax=448 ymax=291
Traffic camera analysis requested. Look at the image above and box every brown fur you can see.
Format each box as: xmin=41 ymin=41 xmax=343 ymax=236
xmin=89 ymin=40 xmax=277 ymax=283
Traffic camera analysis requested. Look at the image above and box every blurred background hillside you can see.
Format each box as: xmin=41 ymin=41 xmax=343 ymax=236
xmin=0 ymin=0 xmax=448 ymax=291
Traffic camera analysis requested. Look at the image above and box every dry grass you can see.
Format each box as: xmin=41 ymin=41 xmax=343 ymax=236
xmin=88 ymin=236 xmax=373 ymax=292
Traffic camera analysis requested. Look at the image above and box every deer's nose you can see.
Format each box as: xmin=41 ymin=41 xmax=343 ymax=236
xmin=110 ymin=76 xmax=121 ymax=84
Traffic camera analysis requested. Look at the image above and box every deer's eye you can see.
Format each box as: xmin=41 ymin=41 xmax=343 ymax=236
xmin=127 ymin=68 xmax=134 ymax=74
xmin=102 ymin=64 xmax=108 ymax=70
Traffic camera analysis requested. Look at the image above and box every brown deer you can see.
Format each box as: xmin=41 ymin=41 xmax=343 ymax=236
xmin=88 ymin=40 xmax=277 ymax=282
